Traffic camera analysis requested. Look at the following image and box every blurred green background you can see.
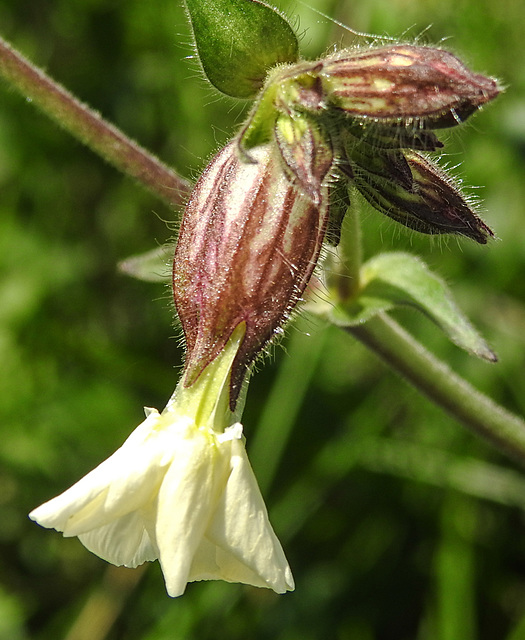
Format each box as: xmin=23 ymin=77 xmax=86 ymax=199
xmin=1 ymin=0 xmax=525 ymax=638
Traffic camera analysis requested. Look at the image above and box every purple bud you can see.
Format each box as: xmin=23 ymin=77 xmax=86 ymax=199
xmin=350 ymin=144 xmax=493 ymax=243
xmin=317 ymin=44 xmax=500 ymax=125
xmin=173 ymin=141 xmax=330 ymax=407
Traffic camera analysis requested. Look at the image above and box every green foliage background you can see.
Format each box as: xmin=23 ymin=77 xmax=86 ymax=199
xmin=1 ymin=0 xmax=525 ymax=638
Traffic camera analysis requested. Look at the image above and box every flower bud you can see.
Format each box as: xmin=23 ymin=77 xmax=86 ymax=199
xmin=317 ymin=44 xmax=500 ymax=125
xmin=173 ymin=141 xmax=330 ymax=406
xmin=274 ymin=111 xmax=333 ymax=204
xmin=349 ymin=143 xmax=493 ymax=243
xmin=348 ymin=139 xmax=414 ymax=190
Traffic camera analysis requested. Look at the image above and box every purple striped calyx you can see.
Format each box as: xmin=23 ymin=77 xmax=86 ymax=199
xmin=172 ymin=139 xmax=332 ymax=407
xmin=317 ymin=44 xmax=500 ymax=125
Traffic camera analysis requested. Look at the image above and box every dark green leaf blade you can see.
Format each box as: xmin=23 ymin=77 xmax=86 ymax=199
xmin=185 ymin=0 xmax=299 ymax=98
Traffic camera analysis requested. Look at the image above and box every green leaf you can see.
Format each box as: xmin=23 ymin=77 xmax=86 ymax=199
xmin=118 ymin=244 xmax=173 ymax=283
xmin=184 ymin=0 xmax=299 ymax=98
xmin=330 ymin=252 xmax=497 ymax=362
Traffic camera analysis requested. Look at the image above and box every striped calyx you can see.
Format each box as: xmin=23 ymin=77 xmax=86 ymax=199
xmin=317 ymin=44 xmax=500 ymax=125
xmin=172 ymin=140 xmax=331 ymax=407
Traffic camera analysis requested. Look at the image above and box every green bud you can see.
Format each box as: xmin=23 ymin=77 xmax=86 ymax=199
xmin=184 ymin=0 xmax=299 ymax=99
xmin=274 ymin=111 xmax=333 ymax=204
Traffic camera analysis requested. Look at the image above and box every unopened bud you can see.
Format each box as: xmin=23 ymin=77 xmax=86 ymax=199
xmin=349 ymin=143 xmax=493 ymax=243
xmin=173 ymin=141 xmax=330 ymax=407
xmin=274 ymin=111 xmax=333 ymax=204
xmin=348 ymin=139 xmax=414 ymax=190
xmin=317 ymin=44 xmax=500 ymax=125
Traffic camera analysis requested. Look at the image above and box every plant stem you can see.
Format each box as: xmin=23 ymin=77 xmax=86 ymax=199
xmin=328 ymin=193 xmax=362 ymax=301
xmin=0 ymin=36 xmax=191 ymax=208
xmin=347 ymin=313 xmax=525 ymax=467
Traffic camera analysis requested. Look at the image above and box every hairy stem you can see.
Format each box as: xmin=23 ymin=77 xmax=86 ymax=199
xmin=347 ymin=313 xmax=525 ymax=467
xmin=0 ymin=35 xmax=191 ymax=208
xmin=338 ymin=195 xmax=362 ymax=300
xmin=326 ymin=195 xmax=363 ymax=303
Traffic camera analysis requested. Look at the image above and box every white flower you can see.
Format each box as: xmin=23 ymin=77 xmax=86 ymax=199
xmin=30 ymin=410 xmax=294 ymax=596
xmin=29 ymin=326 xmax=294 ymax=597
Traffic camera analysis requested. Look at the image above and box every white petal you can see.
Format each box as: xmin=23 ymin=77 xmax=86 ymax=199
xmin=78 ymin=508 xmax=158 ymax=568
xmin=29 ymin=410 xmax=167 ymax=535
xmin=190 ymin=437 xmax=294 ymax=593
xmin=154 ymin=430 xmax=230 ymax=597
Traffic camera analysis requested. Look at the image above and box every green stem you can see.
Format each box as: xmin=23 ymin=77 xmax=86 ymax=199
xmin=0 ymin=35 xmax=191 ymax=208
xmin=436 ymin=495 xmax=477 ymax=640
xmin=347 ymin=313 xmax=525 ymax=467
xmin=329 ymin=194 xmax=362 ymax=301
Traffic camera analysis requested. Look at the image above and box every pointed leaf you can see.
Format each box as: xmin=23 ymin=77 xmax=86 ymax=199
xmin=118 ymin=245 xmax=173 ymax=283
xmin=185 ymin=0 xmax=299 ymax=98
xmin=330 ymin=252 xmax=496 ymax=362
